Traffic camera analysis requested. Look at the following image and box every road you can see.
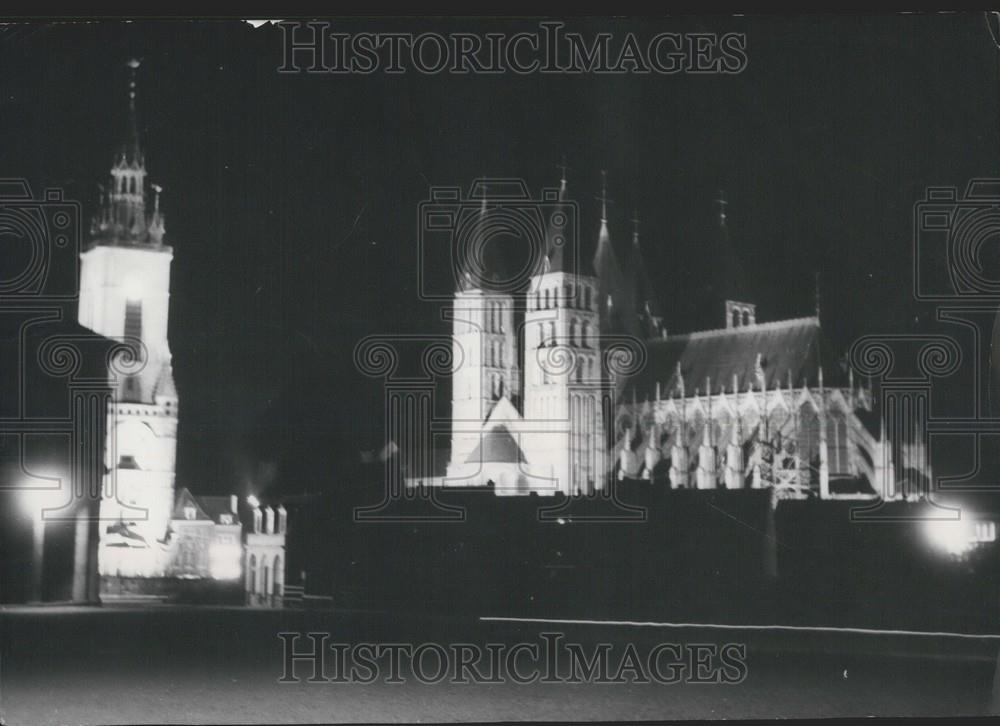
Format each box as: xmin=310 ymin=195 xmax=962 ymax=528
xmin=0 ymin=605 xmax=997 ymax=723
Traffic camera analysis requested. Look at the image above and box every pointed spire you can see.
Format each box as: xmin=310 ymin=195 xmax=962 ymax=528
xmin=544 ymin=162 xmax=575 ymax=274
xmin=118 ymin=59 xmax=144 ymax=169
xmin=593 ymin=170 xmax=625 ymax=331
xmin=457 ymin=180 xmax=489 ymax=291
xmin=814 ymin=271 xmax=821 ymax=321
xmin=599 ymin=170 xmax=609 ymax=223
xmin=148 ymin=183 xmax=165 ymax=242
xmin=557 ymin=155 xmax=569 ymax=198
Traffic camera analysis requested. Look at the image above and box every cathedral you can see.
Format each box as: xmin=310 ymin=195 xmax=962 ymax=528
xmin=431 ymin=172 xmax=910 ymax=500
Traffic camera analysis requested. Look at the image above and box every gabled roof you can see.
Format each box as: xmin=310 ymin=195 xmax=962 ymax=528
xmin=484 ymin=395 xmax=523 ymax=428
xmin=465 ymin=425 xmax=526 ymax=465
xmin=172 ymin=487 xmax=211 ymax=521
xmin=172 ymin=487 xmax=240 ymax=525
xmin=624 ymin=316 xmax=846 ymax=401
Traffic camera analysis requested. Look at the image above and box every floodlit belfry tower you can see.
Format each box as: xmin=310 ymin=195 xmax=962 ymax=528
xmin=78 ymin=60 xmax=178 ymax=577
xmin=446 ymin=187 xmax=520 ymax=482
xmin=521 ymin=170 xmax=606 ymax=495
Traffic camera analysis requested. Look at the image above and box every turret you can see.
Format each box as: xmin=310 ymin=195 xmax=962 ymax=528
xmin=447 ymin=183 xmax=519 ymax=478
xmin=89 ymin=59 xmax=167 ymax=249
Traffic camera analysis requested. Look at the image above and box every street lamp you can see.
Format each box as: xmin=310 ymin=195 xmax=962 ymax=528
xmin=20 ymin=486 xmax=66 ymax=603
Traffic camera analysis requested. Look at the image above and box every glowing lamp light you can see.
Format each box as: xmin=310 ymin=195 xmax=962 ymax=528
xmin=924 ymin=519 xmax=975 ymax=557
xmin=209 ymin=542 xmax=242 ymax=580
xmin=19 ymin=486 xmax=65 ymax=520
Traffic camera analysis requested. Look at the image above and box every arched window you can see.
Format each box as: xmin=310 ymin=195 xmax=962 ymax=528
xmin=564 ymin=282 xmax=573 ymax=307
xmin=248 ymin=554 xmax=257 ymax=593
xmin=732 ymin=310 xmax=740 ymax=328
xmin=544 ymin=289 xmax=551 ymax=309
xmin=535 ymin=290 xmax=541 ymax=310
xmin=581 ymin=321 xmax=590 ymax=348
xmin=742 ymin=310 xmax=750 ymax=326
xmin=262 ymin=562 xmax=270 ymax=597
xmin=547 ymin=322 xmax=556 ymax=346
xmin=575 ymin=361 xmax=583 ymax=383
xmin=569 ymin=319 xmax=578 ymax=346
xmin=538 ymin=323 xmax=546 ymax=348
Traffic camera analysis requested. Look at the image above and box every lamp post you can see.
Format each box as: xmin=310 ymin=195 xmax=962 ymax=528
xmin=21 ymin=487 xmax=64 ymax=603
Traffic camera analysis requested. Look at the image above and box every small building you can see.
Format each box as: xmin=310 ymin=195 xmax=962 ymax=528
xmin=242 ymin=499 xmax=287 ymax=607
xmin=166 ymin=489 xmax=242 ymax=580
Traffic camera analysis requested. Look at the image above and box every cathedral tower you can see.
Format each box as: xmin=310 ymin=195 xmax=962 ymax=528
xmin=447 ymin=190 xmax=520 ymax=481
xmin=521 ymin=170 xmax=606 ymax=495
xmin=78 ymin=60 xmax=178 ymax=577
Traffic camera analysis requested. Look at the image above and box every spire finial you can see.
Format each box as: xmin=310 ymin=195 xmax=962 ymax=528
xmin=127 ymin=58 xmax=140 ymax=104
xmin=117 ymin=58 xmax=144 ymax=168
xmin=715 ymin=189 xmax=728 ymax=228
xmin=557 ymin=155 xmax=569 ymax=187
xmin=814 ymin=271 xmax=821 ymax=321
xmin=598 ymin=170 xmax=610 ymax=223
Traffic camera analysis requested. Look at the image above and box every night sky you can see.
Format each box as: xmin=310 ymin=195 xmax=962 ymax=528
xmin=0 ymin=15 xmax=996 ymax=498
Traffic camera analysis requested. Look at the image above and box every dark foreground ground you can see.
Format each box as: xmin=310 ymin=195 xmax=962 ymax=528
xmin=1 ymin=604 xmax=999 ymax=723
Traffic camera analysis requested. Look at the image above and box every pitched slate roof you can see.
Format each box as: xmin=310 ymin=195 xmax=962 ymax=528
xmin=195 ymin=495 xmax=240 ymax=525
xmin=172 ymin=487 xmax=240 ymax=525
xmin=172 ymin=487 xmax=211 ymax=521
xmin=624 ymin=316 xmax=845 ymax=401
xmin=465 ymin=425 xmax=526 ymax=465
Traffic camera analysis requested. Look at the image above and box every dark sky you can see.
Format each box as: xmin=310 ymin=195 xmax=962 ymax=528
xmin=0 ymin=15 xmax=996 ymax=498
